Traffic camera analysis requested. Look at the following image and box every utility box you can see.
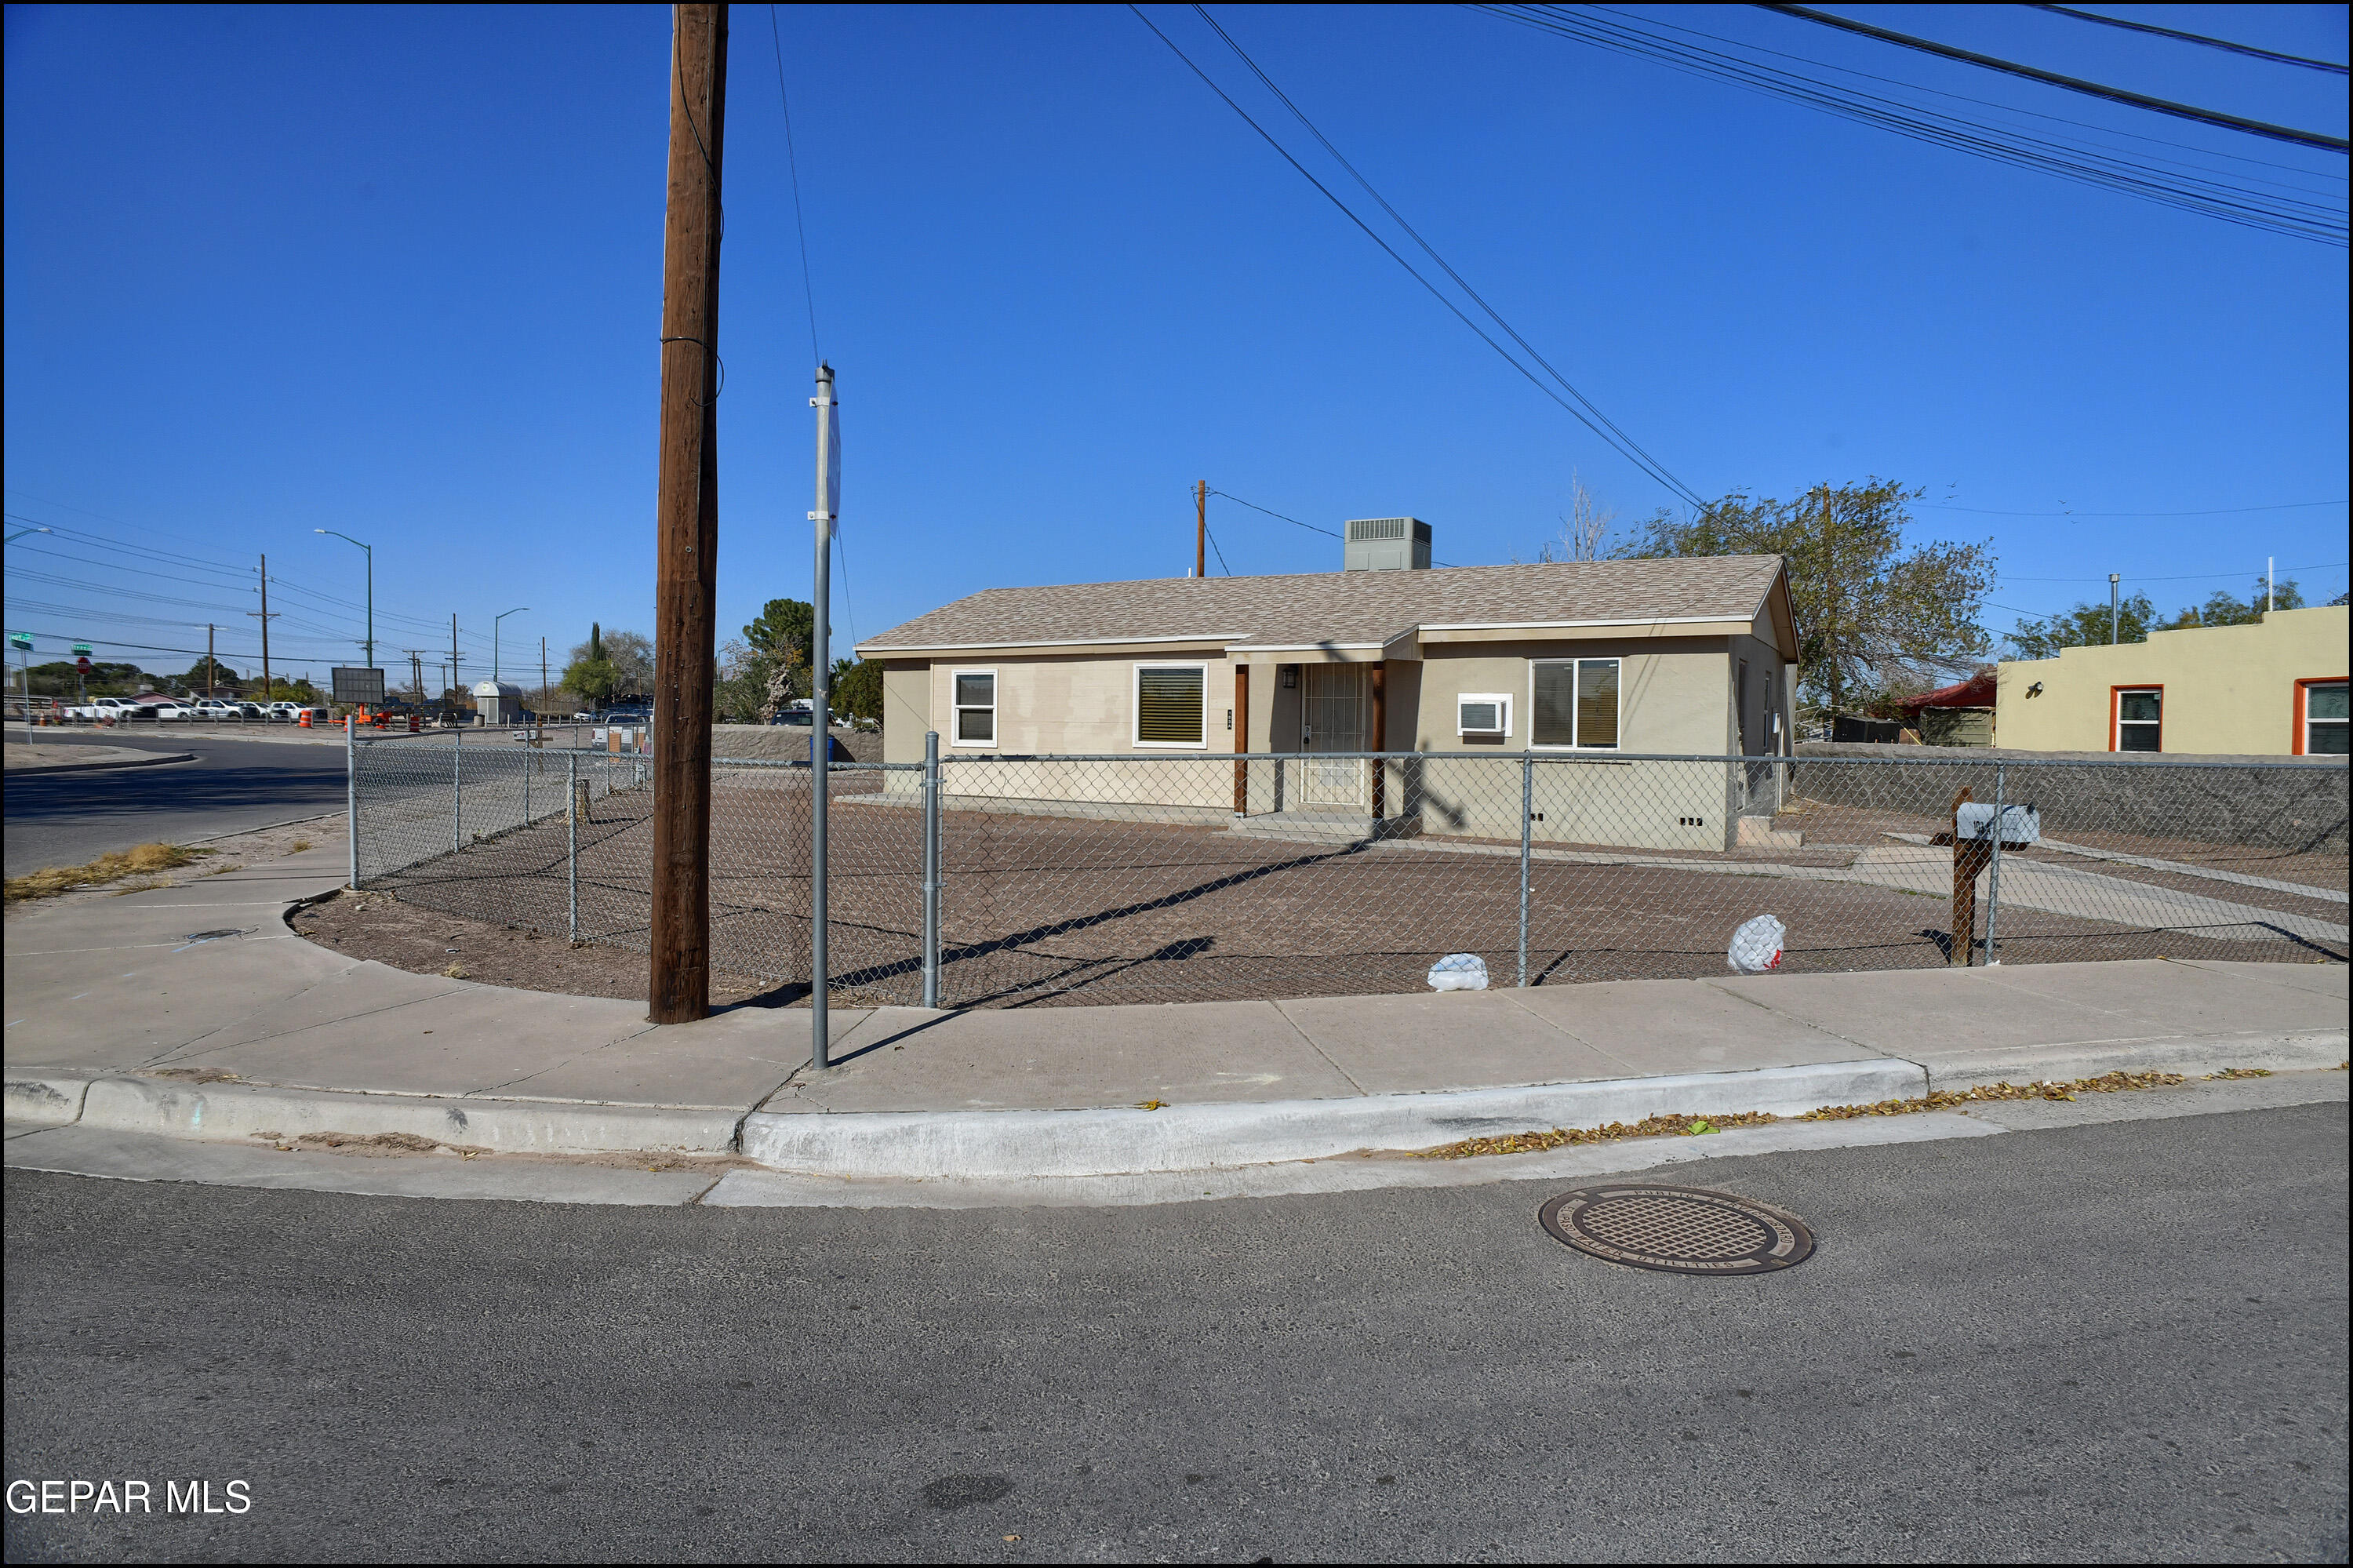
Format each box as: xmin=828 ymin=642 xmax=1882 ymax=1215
xmin=472 ymin=680 xmax=525 ymax=725
xmin=1344 ymin=517 xmax=1431 ymax=572
xmin=1956 ymin=802 xmax=2039 ymax=846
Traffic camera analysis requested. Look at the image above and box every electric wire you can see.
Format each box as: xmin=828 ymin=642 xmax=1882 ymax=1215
xmin=2027 ymin=5 xmax=2347 ymax=77
xmin=1584 ymin=3 xmax=2344 ymax=189
xmin=1191 ymin=5 xmax=1705 ymax=508
xmin=1132 ymin=5 xmax=1711 ymax=509
xmin=1755 ymin=3 xmax=2350 ymax=154
xmin=1476 ymin=5 xmax=2346 ymax=244
xmin=1921 ymin=499 xmax=2347 ymax=517
xmin=1205 ymin=488 xmax=1460 ymax=568
xmin=769 ymin=3 xmax=821 ymax=369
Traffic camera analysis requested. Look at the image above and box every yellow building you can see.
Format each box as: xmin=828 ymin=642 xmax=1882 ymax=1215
xmin=1995 ymin=605 xmax=2348 ymax=755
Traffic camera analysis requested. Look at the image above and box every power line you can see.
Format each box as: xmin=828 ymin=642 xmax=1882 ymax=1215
xmin=1477 ymin=6 xmax=2345 ymax=244
xmin=1921 ymin=499 xmax=2347 ymax=517
xmin=1755 ymin=4 xmax=2351 ymax=154
xmin=768 ymin=3 xmax=821 ymax=369
xmin=1205 ymin=488 xmax=1460 ymax=567
xmin=1580 ymin=4 xmax=2344 ymax=187
xmin=2026 ymin=5 xmax=2349 ymax=76
xmin=1188 ymin=5 xmax=1706 ymax=507
xmin=1203 ymin=524 xmax=1233 ymax=576
xmin=2002 ymin=560 xmax=2347 ymax=583
xmin=1129 ymin=5 xmax=1711 ymax=509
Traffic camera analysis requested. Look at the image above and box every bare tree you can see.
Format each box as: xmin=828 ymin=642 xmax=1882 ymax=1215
xmin=1537 ymin=470 xmax=1618 ymax=563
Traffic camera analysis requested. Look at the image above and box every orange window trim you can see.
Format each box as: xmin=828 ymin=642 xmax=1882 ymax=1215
xmin=2110 ymin=683 xmax=2162 ymax=753
xmin=2292 ymin=675 xmax=2348 ymax=757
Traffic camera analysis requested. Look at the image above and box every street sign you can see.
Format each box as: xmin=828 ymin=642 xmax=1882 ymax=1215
xmin=330 ymin=667 xmax=387 ymax=705
xmin=76 ymin=657 xmax=91 ymax=675
xmin=7 ymin=632 xmax=29 ymax=652
xmin=71 ymin=642 xmax=92 ymax=657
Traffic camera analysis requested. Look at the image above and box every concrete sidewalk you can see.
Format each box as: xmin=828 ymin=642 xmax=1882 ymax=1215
xmin=5 ymin=839 xmax=2345 ymax=1185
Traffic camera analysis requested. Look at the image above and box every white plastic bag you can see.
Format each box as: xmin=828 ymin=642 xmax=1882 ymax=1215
xmin=1726 ymin=915 xmax=1786 ymax=974
xmin=1427 ymin=952 xmax=1489 ymax=991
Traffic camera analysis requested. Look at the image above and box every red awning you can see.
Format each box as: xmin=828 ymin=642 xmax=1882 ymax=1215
xmin=1900 ymin=671 xmax=1995 ymax=717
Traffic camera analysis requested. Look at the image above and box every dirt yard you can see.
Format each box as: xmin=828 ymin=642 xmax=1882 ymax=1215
xmin=339 ymin=776 xmax=2346 ymax=1010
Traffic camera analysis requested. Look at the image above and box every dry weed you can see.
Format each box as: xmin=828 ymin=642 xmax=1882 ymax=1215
xmin=5 ymin=842 xmax=209 ymax=901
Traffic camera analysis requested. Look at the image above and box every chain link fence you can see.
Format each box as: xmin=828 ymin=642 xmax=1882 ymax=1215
xmin=351 ymin=734 xmax=2348 ymax=1007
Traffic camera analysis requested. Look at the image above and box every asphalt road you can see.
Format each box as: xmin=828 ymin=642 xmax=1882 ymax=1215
xmin=2 ymin=732 xmax=351 ymax=877
xmin=4 ymin=1102 xmax=2344 ymax=1563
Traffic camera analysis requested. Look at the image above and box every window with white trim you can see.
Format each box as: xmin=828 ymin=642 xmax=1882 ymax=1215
xmin=1133 ymin=664 xmax=1206 ymax=747
xmin=2305 ymin=680 xmax=2348 ymax=755
xmin=1457 ymin=693 xmax=1510 ymax=737
xmin=1530 ymin=658 xmax=1620 ymax=749
xmin=951 ymin=669 xmax=996 ymax=746
xmin=2115 ymin=687 xmax=2161 ymax=752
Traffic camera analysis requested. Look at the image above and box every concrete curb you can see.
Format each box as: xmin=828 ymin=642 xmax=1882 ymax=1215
xmin=3 ymin=751 xmax=195 ymax=775
xmin=1918 ymin=1030 xmax=2348 ymax=1090
xmin=5 ymin=1073 xmax=740 ymax=1156
xmin=738 ymin=1058 xmax=1926 ymax=1180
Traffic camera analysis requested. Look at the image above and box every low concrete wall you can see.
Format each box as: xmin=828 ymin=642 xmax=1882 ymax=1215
xmin=1791 ymin=742 xmax=2348 ymax=853
xmin=712 ymin=725 xmax=882 ymax=764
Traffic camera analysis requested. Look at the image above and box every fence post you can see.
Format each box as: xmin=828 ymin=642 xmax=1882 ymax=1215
xmin=1984 ymin=761 xmax=2006 ymax=964
xmin=566 ymin=751 xmax=579 ymax=942
xmin=922 ymin=730 xmax=941 ymax=1010
xmin=453 ymin=720 xmax=464 ymax=852
xmin=1518 ymin=752 xmax=1533 ymax=988
xmin=345 ymin=715 xmax=358 ymax=890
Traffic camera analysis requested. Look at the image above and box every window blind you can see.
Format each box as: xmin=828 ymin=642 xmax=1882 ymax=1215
xmin=1136 ymin=666 xmax=1205 ymax=744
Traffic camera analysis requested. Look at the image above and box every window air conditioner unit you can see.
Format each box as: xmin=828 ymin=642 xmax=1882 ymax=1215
xmin=1458 ymin=693 xmax=1509 ymax=737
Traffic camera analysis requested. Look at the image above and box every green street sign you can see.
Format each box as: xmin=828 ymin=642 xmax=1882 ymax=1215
xmin=8 ymin=632 xmax=31 ymax=652
xmin=70 ymin=642 xmax=92 ymax=657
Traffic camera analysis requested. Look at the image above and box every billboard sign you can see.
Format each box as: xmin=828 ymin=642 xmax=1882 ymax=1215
xmin=330 ymin=667 xmax=387 ymax=705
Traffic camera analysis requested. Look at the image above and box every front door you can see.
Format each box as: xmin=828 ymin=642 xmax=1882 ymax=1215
xmin=1302 ymin=664 xmax=1366 ymax=806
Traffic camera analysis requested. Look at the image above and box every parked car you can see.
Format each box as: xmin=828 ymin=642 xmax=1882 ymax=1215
xmin=150 ymin=701 xmax=195 ymax=721
xmin=769 ymin=709 xmax=813 ymax=727
xmin=67 ymin=697 xmax=157 ymax=722
xmin=265 ymin=700 xmax=307 ymax=722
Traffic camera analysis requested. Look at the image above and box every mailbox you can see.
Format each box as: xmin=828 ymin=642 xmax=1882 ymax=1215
xmin=1956 ymin=802 xmax=2039 ymax=846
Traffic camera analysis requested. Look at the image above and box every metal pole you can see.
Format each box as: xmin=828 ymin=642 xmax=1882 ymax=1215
xmin=567 ymin=751 xmax=580 ymax=942
xmin=2109 ymin=573 xmax=2120 ymax=643
xmin=922 ymin=729 xmax=941 ymax=1009
xmin=809 ymin=362 xmax=837 ymax=1069
xmin=345 ymin=715 xmax=358 ymax=889
xmin=1518 ymin=753 xmax=1533 ymax=988
xmin=1984 ymin=762 xmax=2005 ymax=964
xmin=453 ymin=720 xmax=463 ymax=852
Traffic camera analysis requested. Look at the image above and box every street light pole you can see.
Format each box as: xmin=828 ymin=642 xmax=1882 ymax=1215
xmin=314 ymin=530 xmax=374 ymax=668
xmin=493 ymin=608 xmax=529 ymax=686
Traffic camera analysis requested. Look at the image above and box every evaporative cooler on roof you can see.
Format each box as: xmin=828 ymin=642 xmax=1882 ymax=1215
xmin=1343 ymin=517 xmax=1431 ymax=572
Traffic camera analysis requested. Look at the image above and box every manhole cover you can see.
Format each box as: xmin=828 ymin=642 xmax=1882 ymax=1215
xmin=1538 ymin=1184 xmax=1813 ymax=1275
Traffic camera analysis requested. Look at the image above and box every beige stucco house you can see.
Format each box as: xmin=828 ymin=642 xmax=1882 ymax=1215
xmin=856 ymin=537 xmax=1798 ymax=852
xmin=1995 ymin=604 xmax=2347 ymax=756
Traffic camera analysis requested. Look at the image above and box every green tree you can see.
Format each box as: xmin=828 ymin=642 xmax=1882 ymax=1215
xmin=744 ymin=599 xmax=815 ymax=671
xmin=2006 ymin=593 xmax=2158 ymax=660
xmin=1616 ymin=478 xmax=1995 ymax=713
xmin=562 ymin=622 xmax=618 ymax=708
xmin=831 ymin=657 xmax=883 ymax=726
xmin=2164 ymin=577 xmax=2304 ymax=629
xmin=177 ymin=656 xmax=237 ymax=693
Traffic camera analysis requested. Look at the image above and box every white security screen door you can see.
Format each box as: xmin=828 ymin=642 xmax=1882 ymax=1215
xmin=1303 ymin=664 xmax=1366 ymax=806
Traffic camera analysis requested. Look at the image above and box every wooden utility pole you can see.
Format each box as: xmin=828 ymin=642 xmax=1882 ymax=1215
xmin=1195 ymin=480 xmax=1207 ymax=578
xmin=205 ymin=625 xmax=216 ymax=697
xmin=248 ymin=558 xmax=278 ymax=698
xmin=648 ymin=2 xmax=727 ymax=1025
xmin=450 ymin=616 xmax=460 ymax=705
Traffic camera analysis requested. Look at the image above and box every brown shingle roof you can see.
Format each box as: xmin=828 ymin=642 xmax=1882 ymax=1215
xmin=857 ymin=556 xmax=1785 ymax=653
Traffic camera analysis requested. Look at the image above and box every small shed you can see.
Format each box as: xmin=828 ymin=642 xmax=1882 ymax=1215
xmin=472 ymin=680 xmax=526 ymax=725
xmin=1902 ymin=671 xmax=1996 ymax=748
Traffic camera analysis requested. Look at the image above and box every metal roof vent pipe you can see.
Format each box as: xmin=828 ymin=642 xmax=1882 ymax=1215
xmin=1344 ymin=517 xmax=1431 ymax=571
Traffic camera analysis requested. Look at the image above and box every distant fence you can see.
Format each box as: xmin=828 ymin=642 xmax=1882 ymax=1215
xmin=351 ymin=740 xmax=2349 ymax=1010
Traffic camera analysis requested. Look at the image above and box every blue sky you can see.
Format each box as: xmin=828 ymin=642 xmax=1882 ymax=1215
xmin=5 ymin=3 xmax=2345 ymax=686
